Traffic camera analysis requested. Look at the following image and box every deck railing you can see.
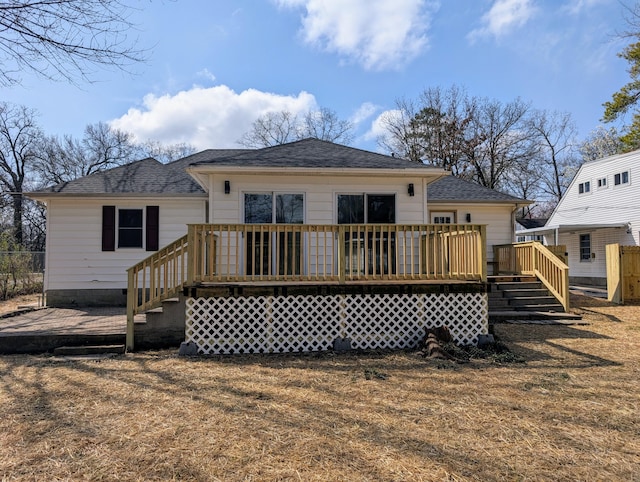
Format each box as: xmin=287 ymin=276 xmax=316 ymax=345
xmin=186 ymin=223 xmax=486 ymax=284
xmin=126 ymin=223 xmax=487 ymax=350
xmin=493 ymin=241 xmax=570 ymax=311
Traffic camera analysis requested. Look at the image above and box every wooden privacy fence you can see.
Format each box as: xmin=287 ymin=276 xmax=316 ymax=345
xmin=606 ymin=244 xmax=640 ymax=303
xmin=493 ymin=241 xmax=570 ymax=311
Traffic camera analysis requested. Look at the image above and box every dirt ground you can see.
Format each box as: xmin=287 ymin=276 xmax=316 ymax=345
xmin=0 ymin=293 xmax=42 ymax=316
xmin=0 ymin=292 xmax=638 ymax=481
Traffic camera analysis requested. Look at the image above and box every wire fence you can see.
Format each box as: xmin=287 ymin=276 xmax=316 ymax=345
xmin=0 ymin=251 xmax=45 ymax=300
xmin=0 ymin=251 xmax=45 ymax=272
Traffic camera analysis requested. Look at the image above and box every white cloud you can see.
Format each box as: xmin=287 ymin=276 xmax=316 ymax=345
xmin=562 ymin=0 xmax=609 ymax=15
xmin=468 ymin=0 xmax=537 ymax=42
xmin=350 ymin=102 xmax=379 ymax=126
xmin=196 ymin=68 xmax=217 ymax=82
xmin=110 ymin=85 xmax=317 ymax=150
xmin=363 ymin=109 xmax=400 ymax=142
xmin=275 ymin=0 xmax=437 ymax=70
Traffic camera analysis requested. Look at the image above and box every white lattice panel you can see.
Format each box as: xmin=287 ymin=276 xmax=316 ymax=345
xmin=186 ymin=292 xmax=488 ymax=354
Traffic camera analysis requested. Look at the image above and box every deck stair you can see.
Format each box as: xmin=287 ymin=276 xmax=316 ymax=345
xmin=488 ymin=275 xmax=581 ymax=323
xmin=132 ymin=296 xmax=186 ymax=349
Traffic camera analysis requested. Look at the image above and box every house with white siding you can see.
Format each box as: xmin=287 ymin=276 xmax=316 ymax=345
xmin=517 ymin=149 xmax=640 ymax=286
xmin=28 ymin=139 xmax=530 ymax=353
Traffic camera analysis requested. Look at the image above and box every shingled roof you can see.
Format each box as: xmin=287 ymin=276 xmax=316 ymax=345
xmin=29 ymin=149 xmax=248 ymax=196
xmin=189 ymin=138 xmax=438 ymax=170
xmin=28 ymin=139 xmax=528 ymax=205
xmin=427 ymin=175 xmax=528 ymax=204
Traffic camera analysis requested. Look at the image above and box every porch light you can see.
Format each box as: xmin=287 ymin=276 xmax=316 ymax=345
xmin=408 ymin=183 xmax=414 ymax=196
xmin=224 ymin=180 xmax=230 ymax=194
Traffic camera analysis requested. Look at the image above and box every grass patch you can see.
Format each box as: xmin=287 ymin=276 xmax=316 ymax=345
xmin=0 ymin=297 xmax=639 ymax=480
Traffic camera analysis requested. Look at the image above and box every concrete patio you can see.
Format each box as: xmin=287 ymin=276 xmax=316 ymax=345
xmin=0 ymin=306 xmax=130 ymax=354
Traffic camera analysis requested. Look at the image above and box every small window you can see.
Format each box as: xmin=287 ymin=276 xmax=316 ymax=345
xmin=579 ymin=234 xmax=591 ymax=261
xmin=578 ymin=181 xmax=590 ymax=194
xmin=431 ymin=211 xmax=455 ymax=224
xmin=118 ymin=209 xmax=143 ymax=248
xmin=614 ymin=171 xmax=629 ymax=185
xmin=597 ymin=177 xmax=607 ymax=189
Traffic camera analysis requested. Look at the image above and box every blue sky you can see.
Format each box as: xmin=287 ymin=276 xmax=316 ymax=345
xmin=2 ymin=0 xmax=632 ymax=153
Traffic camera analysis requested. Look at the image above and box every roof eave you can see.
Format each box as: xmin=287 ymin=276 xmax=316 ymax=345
xmin=516 ymin=223 xmax=628 ymax=235
xmin=26 ymin=192 xmax=207 ymax=201
xmin=186 ymin=166 xmax=448 ymax=177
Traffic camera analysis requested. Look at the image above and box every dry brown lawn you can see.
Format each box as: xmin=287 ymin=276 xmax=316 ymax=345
xmin=0 ymin=293 xmax=639 ymax=481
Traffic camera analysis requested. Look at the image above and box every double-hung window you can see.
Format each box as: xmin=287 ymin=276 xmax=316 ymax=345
xmin=101 ymin=206 xmax=159 ymax=251
xmin=579 ymin=234 xmax=591 ymax=261
xmin=118 ymin=209 xmax=143 ymax=248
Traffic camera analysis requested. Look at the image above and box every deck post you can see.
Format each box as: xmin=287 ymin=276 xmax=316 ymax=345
xmin=187 ymin=224 xmax=196 ymax=285
xmin=126 ymin=267 xmax=135 ymax=352
xmin=338 ymin=225 xmax=346 ymax=284
xmin=479 ymin=225 xmax=487 ymax=281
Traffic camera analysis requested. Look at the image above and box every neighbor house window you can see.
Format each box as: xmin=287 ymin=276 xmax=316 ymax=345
xmin=579 ymin=234 xmax=591 ymax=261
xmin=597 ymin=177 xmax=607 ymax=189
xmin=578 ymin=181 xmax=590 ymax=194
xmin=614 ymin=171 xmax=629 ymax=185
xmin=101 ymin=205 xmax=159 ymax=252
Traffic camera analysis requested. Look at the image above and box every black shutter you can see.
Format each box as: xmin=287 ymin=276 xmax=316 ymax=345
xmin=102 ymin=206 xmax=116 ymax=251
xmin=146 ymin=206 xmax=159 ymax=251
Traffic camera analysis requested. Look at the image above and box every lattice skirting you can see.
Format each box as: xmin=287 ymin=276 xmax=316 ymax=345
xmin=185 ymin=293 xmax=488 ymax=355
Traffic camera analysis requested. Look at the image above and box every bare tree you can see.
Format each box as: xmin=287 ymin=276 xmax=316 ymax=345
xmin=376 ymin=98 xmax=424 ymax=162
xmin=468 ymin=97 xmax=536 ymax=190
xmin=239 ymin=108 xmax=354 ymax=148
xmin=0 ymin=0 xmax=145 ymax=86
xmin=302 ymin=107 xmax=354 ymax=144
xmin=239 ymin=111 xmax=300 ymax=148
xmin=579 ymin=125 xmax=624 ymax=162
xmin=0 ymin=103 xmax=43 ymax=244
xmin=526 ymin=110 xmax=579 ymax=204
xmin=137 ymin=139 xmax=197 ymax=164
xmin=411 ymin=86 xmax=480 ymax=176
xmin=36 ymin=122 xmax=138 ymax=184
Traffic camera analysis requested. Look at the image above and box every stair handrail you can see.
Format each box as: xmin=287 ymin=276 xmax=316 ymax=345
xmin=494 ymin=241 xmax=570 ymax=311
xmin=126 ymin=234 xmax=189 ymax=351
xmin=531 ymin=242 xmax=570 ymax=312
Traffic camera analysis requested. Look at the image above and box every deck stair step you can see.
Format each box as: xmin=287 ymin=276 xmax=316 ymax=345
xmin=489 ymin=311 xmax=582 ymax=323
xmin=53 ymin=344 xmax=125 ymax=356
xmin=488 ymin=276 xmax=567 ymax=314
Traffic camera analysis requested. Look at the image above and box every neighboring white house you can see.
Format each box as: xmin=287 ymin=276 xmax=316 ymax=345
xmin=517 ymin=149 xmax=640 ymax=286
